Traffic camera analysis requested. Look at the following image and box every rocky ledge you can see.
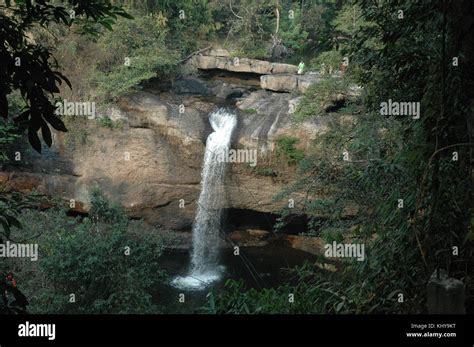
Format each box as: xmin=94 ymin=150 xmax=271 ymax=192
xmin=191 ymin=54 xmax=298 ymax=75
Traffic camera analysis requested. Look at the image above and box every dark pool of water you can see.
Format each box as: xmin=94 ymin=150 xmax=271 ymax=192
xmin=154 ymin=244 xmax=316 ymax=313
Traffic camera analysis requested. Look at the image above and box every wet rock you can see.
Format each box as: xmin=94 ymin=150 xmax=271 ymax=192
xmin=210 ymin=82 xmax=248 ymax=100
xmin=172 ymin=77 xmax=211 ymax=95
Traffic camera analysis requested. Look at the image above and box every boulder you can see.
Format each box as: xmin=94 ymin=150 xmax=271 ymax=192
xmin=270 ymin=62 xmax=297 ymax=74
xmin=260 ymin=73 xmax=323 ymax=93
xmin=191 ymin=55 xmax=298 ymax=75
xmin=260 ymin=74 xmax=298 ymax=92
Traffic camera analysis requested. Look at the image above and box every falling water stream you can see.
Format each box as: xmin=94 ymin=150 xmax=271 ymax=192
xmin=171 ymin=109 xmax=237 ymax=290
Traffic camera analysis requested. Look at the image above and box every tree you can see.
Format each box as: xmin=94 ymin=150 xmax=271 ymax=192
xmin=205 ymin=0 xmax=473 ymax=314
xmin=0 ymin=0 xmax=132 ymax=153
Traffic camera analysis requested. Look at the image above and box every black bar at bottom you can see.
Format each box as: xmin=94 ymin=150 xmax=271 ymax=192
xmin=0 ymin=314 xmax=472 ymax=345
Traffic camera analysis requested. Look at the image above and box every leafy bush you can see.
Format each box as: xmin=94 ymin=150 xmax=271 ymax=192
xmin=310 ymin=50 xmax=343 ymax=74
xmin=5 ymin=191 xmax=165 ymax=314
xmin=93 ymin=13 xmax=180 ymax=101
xmin=294 ymin=76 xmax=351 ymax=119
xmin=88 ymin=188 xmax=127 ymax=225
xmin=37 ymin=218 xmax=165 ymax=314
xmin=203 ymin=279 xmax=298 ymax=314
xmin=276 ymin=136 xmax=305 ymax=165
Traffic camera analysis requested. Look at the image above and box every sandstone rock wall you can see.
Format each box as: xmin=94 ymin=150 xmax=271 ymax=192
xmin=2 ymin=88 xmax=332 ymax=229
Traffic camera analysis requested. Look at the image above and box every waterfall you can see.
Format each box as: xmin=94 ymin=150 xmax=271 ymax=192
xmin=172 ymin=108 xmax=237 ymax=290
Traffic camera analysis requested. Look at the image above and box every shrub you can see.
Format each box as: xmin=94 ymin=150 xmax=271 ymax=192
xmin=92 ymin=13 xmax=180 ymax=101
xmin=6 ymin=190 xmax=165 ymax=314
xmin=310 ymin=50 xmax=343 ymax=74
xmin=276 ymin=136 xmax=305 ymax=165
xmin=37 ymin=218 xmax=165 ymax=314
xmin=294 ymin=76 xmax=351 ymax=119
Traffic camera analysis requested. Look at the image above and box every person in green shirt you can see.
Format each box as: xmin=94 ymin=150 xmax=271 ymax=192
xmin=298 ymin=61 xmax=305 ymax=74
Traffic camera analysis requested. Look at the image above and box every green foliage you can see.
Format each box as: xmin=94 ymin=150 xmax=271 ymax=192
xmin=231 ymin=47 xmax=270 ymax=60
xmin=221 ymin=0 xmax=343 ymax=58
xmin=5 ymin=192 xmax=165 ymax=314
xmin=294 ymin=76 xmax=351 ymax=120
xmin=203 ymin=279 xmax=297 ymax=314
xmin=89 ymin=188 xmax=127 ymax=225
xmin=310 ymin=50 xmax=342 ymax=73
xmin=251 ymin=166 xmax=277 ymax=177
xmin=331 ymin=3 xmax=376 ymax=53
xmin=278 ymin=7 xmax=309 ymax=53
xmin=279 ymin=22 xmax=308 ymax=53
xmin=115 ymin=0 xmax=214 ymax=55
xmin=38 ymin=219 xmax=164 ymax=314
xmin=97 ymin=116 xmax=122 ymax=129
xmin=321 ymin=228 xmax=344 ymax=244
xmin=93 ymin=14 xmax=180 ymax=101
xmin=0 ymin=193 xmax=25 ymax=238
xmin=206 ymin=0 xmax=473 ymax=314
xmin=276 ymin=136 xmax=305 ymax=165
xmin=351 ymin=0 xmax=473 ymax=285
xmin=204 ymin=260 xmax=412 ymax=314
xmin=271 ymin=109 xmax=429 ymax=313
xmin=0 ymin=192 xmax=48 ymax=238
xmin=299 ymin=0 xmax=340 ymax=52
xmin=0 ymin=120 xmax=19 ymax=163
xmin=0 ymin=0 xmax=132 ymax=153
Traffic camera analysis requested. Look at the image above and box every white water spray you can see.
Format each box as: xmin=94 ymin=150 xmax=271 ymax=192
xmin=172 ymin=109 xmax=237 ymax=290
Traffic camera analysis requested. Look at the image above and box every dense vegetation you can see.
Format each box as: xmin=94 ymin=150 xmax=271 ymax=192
xmin=2 ymin=190 xmax=165 ymax=314
xmin=1 ymin=0 xmax=472 ymax=314
xmin=205 ymin=0 xmax=473 ymax=314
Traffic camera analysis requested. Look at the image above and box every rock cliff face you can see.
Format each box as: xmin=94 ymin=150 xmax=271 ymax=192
xmin=1 ymin=83 xmax=331 ymax=230
xmin=2 ymin=48 xmax=356 ymax=230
